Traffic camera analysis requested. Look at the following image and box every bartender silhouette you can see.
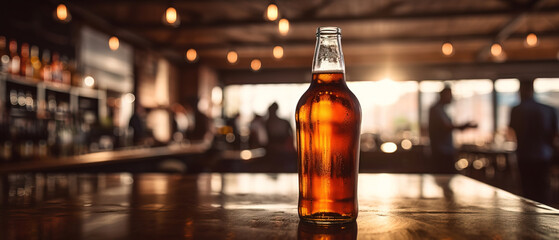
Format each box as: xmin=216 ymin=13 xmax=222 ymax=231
xmin=428 ymin=86 xmax=477 ymax=173
xmin=509 ymin=79 xmax=558 ymax=204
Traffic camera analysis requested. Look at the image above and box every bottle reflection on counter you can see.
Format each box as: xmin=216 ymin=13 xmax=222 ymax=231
xmin=297 ymin=221 xmax=357 ymax=240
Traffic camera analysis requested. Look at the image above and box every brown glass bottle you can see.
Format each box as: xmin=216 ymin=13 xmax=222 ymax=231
xmin=296 ymin=27 xmax=361 ymax=224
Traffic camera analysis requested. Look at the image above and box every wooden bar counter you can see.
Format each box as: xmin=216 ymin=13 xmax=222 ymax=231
xmin=1 ymin=173 xmax=558 ymax=239
xmin=0 ymin=142 xmax=210 ymax=173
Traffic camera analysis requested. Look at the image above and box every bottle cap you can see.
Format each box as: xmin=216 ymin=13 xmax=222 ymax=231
xmin=317 ymin=27 xmax=341 ymax=35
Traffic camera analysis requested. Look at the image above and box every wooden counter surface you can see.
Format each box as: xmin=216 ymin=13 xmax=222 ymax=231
xmin=0 ymin=142 xmax=210 ymax=173
xmin=1 ymin=173 xmax=558 ymax=239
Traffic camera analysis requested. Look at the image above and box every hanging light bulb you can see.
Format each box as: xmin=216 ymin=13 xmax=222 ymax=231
xmin=163 ymin=7 xmax=180 ymax=27
xmin=55 ymin=4 xmax=71 ymax=22
xmin=186 ymin=49 xmax=197 ymax=62
xmin=273 ymin=46 xmax=284 ymax=59
xmin=166 ymin=7 xmax=177 ymax=24
xmin=441 ymin=42 xmax=454 ymax=56
xmin=57 ymin=4 xmax=68 ymax=21
xmin=227 ymin=50 xmax=238 ymax=64
xmin=108 ymin=36 xmax=120 ymax=51
xmin=490 ymin=43 xmax=503 ymax=57
xmin=525 ymin=32 xmax=538 ymax=47
xmin=266 ymin=3 xmax=278 ymax=21
xmin=250 ymin=59 xmax=261 ymax=71
xmin=278 ymin=18 xmax=290 ymax=36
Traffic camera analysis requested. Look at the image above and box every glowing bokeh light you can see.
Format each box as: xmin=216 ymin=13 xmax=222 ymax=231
xmin=250 ymin=59 xmax=262 ymax=71
xmin=525 ymin=33 xmax=538 ymax=47
xmin=401 ymin=139 xmax=413 ymax=150
xmin=491 ymin=43 xmax=502 ymax=57
xmin=186 ymin=49 xmax=197 ymax=62
xmin=84 ymin=76 xmax=95 ymax=87
xmin=441 ymin=42 xmax=454 ymax=56
xmin=455 ymin=158 xmax=469 ymax=170
xmin=278 ymin=18 xmax=289 ymax=36
xmin=473 ymin=159 xmax=486 ymax=170
xmin=227 ymin=50 xmax=238 ymax=64
xmin=165 ymin=7 xmax=177 ymax=24
xmin=273 ymin=46 xmax=284 ymax=59
xmin=240 ymin=150 xmax=252 ymax=160
xmin=56 ymin=4 xmax=68 ymax=21
xmin=380 ymin=142 xmax=397 ymax=153
xmin=108 ymin=36 xmax=120 ymax=51
xmin=124 ymin=93 xmax=135 ymax=103
xmin=266 ymin=4 xmax=278 ymax=21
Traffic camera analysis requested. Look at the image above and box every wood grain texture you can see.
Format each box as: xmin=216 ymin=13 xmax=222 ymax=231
xmin=0 ymin=173 xmax=558 ymax=239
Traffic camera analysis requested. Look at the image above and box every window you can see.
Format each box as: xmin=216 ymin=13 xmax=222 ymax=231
xmin=419 ymin=80 xmax=493 ymax=146
xmin=223 ymin=80 xmax=419 ymax=140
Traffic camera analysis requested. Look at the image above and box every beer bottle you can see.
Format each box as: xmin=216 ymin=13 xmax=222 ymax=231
xmin=295 ymin=27 xmax=361 ymax=224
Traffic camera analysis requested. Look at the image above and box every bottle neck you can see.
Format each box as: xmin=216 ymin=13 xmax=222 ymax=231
xmin=312 ymin=28 xmax=345 ymax=74
xmin=312 ymin=72 xmax=345 ymax=85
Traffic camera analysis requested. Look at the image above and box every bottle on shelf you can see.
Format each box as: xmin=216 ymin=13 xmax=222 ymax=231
xmin=17 ymin=90 xmax=26 ymax=108
xmin=8 ymin=40 xmax=20 ymax=76
xmin=25 ymin=91 xmax=34 ymax=112
xmin=51 ymin=52 xmax=62 ymax=83
xmin=30 ymin=46 xmax=41 ymax=79
xmin=40 ymin=49 xmax=51 ymax=82
xmin=0 ymin=36 xmax=9 ymax=73
xmin=69 ymin=59 xmax=81 ymax=87
xmin=61 ymin=55 xmax=71 ymax=85
xmin=20 ymin=120 xmax=34 ymax=160
xmin=9 ymin=89 xmax=17 ymax=106
xmin=0 ymin=101 xmax=11 ymax=162
xmin=20 ymin=43 xmax=32 ymax=78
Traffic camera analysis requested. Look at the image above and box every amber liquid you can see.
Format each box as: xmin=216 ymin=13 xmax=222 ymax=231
xmin=296 ymin=72 xmax=361 ymax=224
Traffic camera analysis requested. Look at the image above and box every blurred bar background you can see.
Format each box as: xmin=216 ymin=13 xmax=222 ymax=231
xmin=0 ymin=0 xmax=558 ymax=207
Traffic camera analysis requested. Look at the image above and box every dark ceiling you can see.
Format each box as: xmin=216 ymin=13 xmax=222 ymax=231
xmin=70 ymin=0 xmax=559 ymax=71
xmin=3 ymin=0 xmax=559 ymax=80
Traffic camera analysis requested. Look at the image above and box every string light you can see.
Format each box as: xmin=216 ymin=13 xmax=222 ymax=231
xmin=164 ymin=7 xmax=180 ymax=26
xmin=266 ymin=3 xmax=278 ymax=21
xmin=55 ymin=4 xmax=71 ymax=22
xmin=186 ymin=49 xmax=197 ymax=62
xmin=108 ymin=36 xmax=119 ymax=51
xmin=227 ymin=50 xmax=238 ymax=64
xmin=441 ymin=42 xmax=454 ymax=56
xmin=250 ymin=59 xmax=261 ymax=71
xmin=490 ymin=43 xmax=503 ymax=57
xmin=525 ymin=32 xmax=538 ymax=47
xmin=273 ymin=46 xmax=284 ymax=59
xmin=278 ymin=18 xmax=289 ymax=36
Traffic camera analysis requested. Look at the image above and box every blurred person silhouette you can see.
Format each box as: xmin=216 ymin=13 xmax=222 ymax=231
xmin=265 ymin=102 xmax=296 ymax=172
xmin=509 ymin=79 xmax=558 ymax=204
xmin=171 ymin=103 xmax=190 ymax=142
xmin=128 ymin=104 xmax=147 ymax=146
xmin=249 ymin=113 xmax=267 ymax=148
xmin=185 ymin=99 xmax=213 ymax=144
xmin=225 ymin=112 xmax=241 ymax=149
xmin=429 ymin=86 xmax=477 ymax=173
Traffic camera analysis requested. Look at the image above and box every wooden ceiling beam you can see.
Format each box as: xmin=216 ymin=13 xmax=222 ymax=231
xmin=64 ymin=1 xmax=186 ymax=62
xmin=157 ymin=31 xmax=559 ymax=51
xmin=476 ymin=0 xmax=551 ymax=61
xmin=219 ymin=60 xmax=559 ymax=85
xmin=112 ymin=6 xmax=559 ymax=31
